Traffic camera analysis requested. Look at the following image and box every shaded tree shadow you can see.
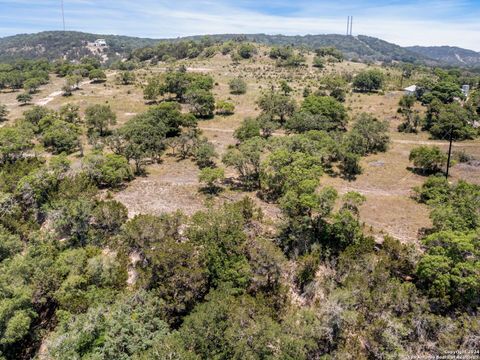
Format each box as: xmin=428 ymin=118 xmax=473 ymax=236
xmin=407 ymin=166 xmax=444 ymax=177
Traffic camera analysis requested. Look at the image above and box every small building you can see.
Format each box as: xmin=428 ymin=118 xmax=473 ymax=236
xmin=94 ymin=39 xmax=107 ymax=47
xmin=462 ymin=84 xmax=470 ymax=97
xmin=404 ymin=85 xmax=417 ymax=96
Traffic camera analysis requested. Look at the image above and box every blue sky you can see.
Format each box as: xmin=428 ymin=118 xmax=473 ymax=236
xmin=1 ymin=0 xmax=479 ymax=50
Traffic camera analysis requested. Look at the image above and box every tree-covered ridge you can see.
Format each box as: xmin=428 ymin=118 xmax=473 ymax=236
xmin=407 ymin=45 xmax=480 ymax=67
xmin=0 ymin=31 xmax=445 ymax=65
xmin=0 ymin=31 xmax=158 ymax=62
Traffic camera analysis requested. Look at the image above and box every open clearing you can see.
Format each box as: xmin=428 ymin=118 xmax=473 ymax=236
xmin=2 ymin=51 xmax=479 ymax=243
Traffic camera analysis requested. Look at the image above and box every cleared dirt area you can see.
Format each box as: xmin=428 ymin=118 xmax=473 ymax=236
xmin=2 ymin=52 xmax=479 ymax=244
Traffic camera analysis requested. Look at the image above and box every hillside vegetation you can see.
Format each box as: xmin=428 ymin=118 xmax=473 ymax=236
xmin=407 ymin=45 xmax=480 ymax=67
xmin=0 ymin=31 xmax=158 ymax=62
xmin=0 ymin=30 xmax=464 ymax=66
xmin=0 ymin=39 xmax=479 ymax=359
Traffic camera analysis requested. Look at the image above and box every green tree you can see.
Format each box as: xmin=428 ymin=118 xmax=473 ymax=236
xmin=186 ymin=88 xmax=215 ymax=118
xmin=83 ymin=152 xmax=133 ymax=188
xmin=229 ymin=77 xmax=247 ymax=94
xmin=116 ymin=71 xmax=136 ymax=85
xmin=339 ymin=151 xmax=362 ymax=180
xmin=315 ymin=46 xmax=344 ymax=62
xmin=312 ymin=56 xmax=325 ymax=69
xmin=287 ymin=95 xmax=348 ymax=132
xmin=91 ymin=200 xmax=128 ymax=238
xmin=23 ymin=77 xmax=42 ymax=94
xmin=260 ymin=150 xmax=323 ymax=201
xmin=216 ymin=100 xmax=235 ymax=115
xmin=16 ymin=93 xmax=32 ymax=106
xmin=59 ymin=103 xmax=80 ymax=124
xmin=199 ymin=167 xmax=225 ymax=194
xmin=41 ymin=120 xmax=80 ymax=154
xmin=143 ymin=76 xmax=163 ymax=103
xmin=233 ymin=118 xmax=261 ymax=142
xmin=237 ymin=43 xmax=256 ymax=59
xmin=64 ymin=74 xmax=82 ymax=96
xmin=269 ymin=46 xmax=294 ymax=60
xmin=109 ymin=111 xmax=168 ymax=174
xmin=416 ymin=231 xmax=480 ymax=310
xmin=0 ymin=126 xmax=34 ymax=164
xmin=344 ymin=113 xmax=389 ymax=155
xmin=425 ymin=102 xmax=476 ymax=140
xmin=280 ymin=80 xmax=293 ymax=95
xmin=161 ymin=71 xmax=213 ymax=102
xmin=397 ymin=94 xmax=420 ymax=133
xmin=193 ymin=138 xmax=217 ymax=168
xmin=415 ymin=178 xmax=480 ymax=232
xmin=409 ymin=146 xmax=447 ymax=174
xmin=430 ymin=81 xmax=463 ymax=104
xmin=223 ymin=137 xmax=265 ymax=189
xmin=45 ymin=291 xmax=170 ymax=359
xmin=88 ymin=68 xmax=107 ymax=83
xmin=0 ymin=104 xmax=8 ymax=122
xmin=85 ymin=104 xmax=117 ymax=136
xmin=257 ymin=90 xmax=296 ymax=124
xmin=119 ymin=214 xmax=208 ymax=323
xmin=353 ymin=69 xmax=385 ymax=92
xmin=0 ymin=226 xmax=23 ymax=262
xmin=23 ymin=105 xmax=50 ymax=131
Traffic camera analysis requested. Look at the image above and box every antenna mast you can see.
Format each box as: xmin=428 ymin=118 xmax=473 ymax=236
xmin=61 ymin=0 xmax=66 ymax=31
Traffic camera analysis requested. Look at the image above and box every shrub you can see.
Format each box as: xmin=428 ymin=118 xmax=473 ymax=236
xmin=199 ymin=167 xmax=225 ymax=194
xmin=229 ymin=78 xmax=247 ymax=94
xmin=0 ymin=104 xmax=9 ymax=122
xmin=344 ymin=113 xmax=389 ymax=155
xmin=312 ymin=56 xmax=325 ymax=69
xmin=88 ymin=69 xmax=107 ymax=83
xmin=353 ymin=69 xmax=384 ymax=92
xmin=186 ymin=89 xmax=215 ymax=118
xmin=0 ymin=126 xmax=34 ymax=163
xmin=83 ymin=152 xmax=133 ymax=188
xmin=234 ymin=118 xmax=261 ymax=142
xmin=237 ymin=43 xmax=256 ymax=59
xmin=286 ymin=95 xmax=347 ymax=133
xmin=216 ymin=100 xmax=235 ymax=116
xmin=116 ymin=71 xmax=136 ymax=85
xmin=16 ymin=93 xmax=32 ymax=105
xmin=42 ymin=120 xmax=80 ymax=154
xmin=409 ymin=146 xmax=447 ymax=174
xmin=85 ymin=104 xmax=117 ymax=136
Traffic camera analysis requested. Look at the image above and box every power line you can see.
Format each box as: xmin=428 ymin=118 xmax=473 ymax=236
xmin=445 ymin=125 xmax=454 ymax=180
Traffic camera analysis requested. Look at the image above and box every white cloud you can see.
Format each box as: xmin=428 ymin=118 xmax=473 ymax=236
xmin=1 ymin=0 xmax=479 ymax=51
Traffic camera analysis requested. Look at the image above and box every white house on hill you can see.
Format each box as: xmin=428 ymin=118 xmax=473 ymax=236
xmin=94 ymin=39 xmax=107 ymax=47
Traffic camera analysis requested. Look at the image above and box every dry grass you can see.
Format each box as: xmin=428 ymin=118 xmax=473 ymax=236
xmin=1 ymin=52 xmax=479 ymax=244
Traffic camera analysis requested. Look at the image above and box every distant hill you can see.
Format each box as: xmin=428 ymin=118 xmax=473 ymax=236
xmin=406 ymin=46 xmax=480 ymax=67
xmin=1 ymin=30 xmax=476 ymax=67
xmin=0 ymin=31 xmax=158 ymax=62
xmin=175 ymin=33 xmax=432 ymax=64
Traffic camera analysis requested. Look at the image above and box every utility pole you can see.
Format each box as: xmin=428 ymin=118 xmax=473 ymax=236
xmin=61 ymin=0 xmax=66 ymax=31
xmin=445 ymin=125 xmax=454 ymax=180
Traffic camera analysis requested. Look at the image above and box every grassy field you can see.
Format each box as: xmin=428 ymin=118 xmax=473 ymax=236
xmin=2 ymin=50 xmax=479 ymax=244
